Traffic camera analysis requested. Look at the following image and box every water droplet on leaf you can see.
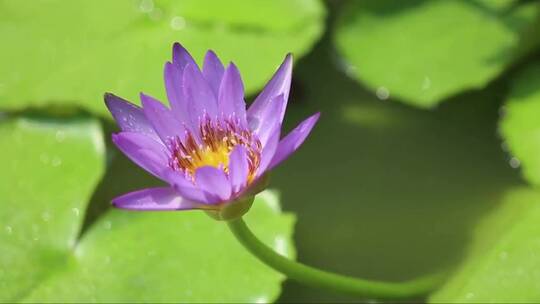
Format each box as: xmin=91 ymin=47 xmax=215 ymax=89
xmin=149 ymin=8 xmax=163 ymax=21
xmin=509 ymin=157 xmax=520 ymax=168
xmin=51 ymin=156 xmax=62 ymax=167
xmin=41 ymin=211 xmax=51 ymax=222
xmin=139 ymin=0 xmax=154 ymax=13
xmin=171 ymin=16 xmax=186 ymax=30
xmin=55 ymin=130 xmax=66 ymax=142
xmin=376 ymin=87 xmax=390 ymax=100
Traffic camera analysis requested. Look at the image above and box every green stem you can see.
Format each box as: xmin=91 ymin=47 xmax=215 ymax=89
xmin=227 ymin=218 xmax=444 ymax=300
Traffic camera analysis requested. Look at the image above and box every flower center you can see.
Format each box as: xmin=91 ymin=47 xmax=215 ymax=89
xmin=190 ymin=143 xmax=231 ymax=170
xmin=168 ymin=116 xmax=262 ymax=184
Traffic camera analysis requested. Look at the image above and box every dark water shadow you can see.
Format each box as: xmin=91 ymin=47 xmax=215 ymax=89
xmin=275 ymin=29 xmax=523 ymax=303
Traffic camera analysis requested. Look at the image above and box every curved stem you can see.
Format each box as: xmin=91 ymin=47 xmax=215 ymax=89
xmin=227 ymin=218 xmax=444 ymax=300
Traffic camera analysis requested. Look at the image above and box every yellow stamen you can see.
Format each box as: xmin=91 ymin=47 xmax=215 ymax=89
xmin=189 ymin=143 xmax=232 ymax=173
xmin=169 ymin=117 xmax=262 ymax=185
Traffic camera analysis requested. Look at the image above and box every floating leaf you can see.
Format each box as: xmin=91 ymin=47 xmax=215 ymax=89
xmin=500 ymin=62 xmax=540 ymax=185
xmin=0 ymin=116 xmax=105 ymax=301
xmin=430 ymin=187 xmax=540 ymax=302
xmin=0 ymin=0 xmax=325 ymax=115
xmin=0 ymin=115 xmax=296 ymax=302
xmin=334 ymin=0 xmax=539 ymax=107
xmin=21 ymin=191 xmax=295 ymax=303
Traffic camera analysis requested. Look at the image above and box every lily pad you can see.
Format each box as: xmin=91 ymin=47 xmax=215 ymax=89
xmin=22 ymin=190 xmax=295 ymax=303
xmin=0 ymin=0 xmax=325 ymax=115
xmin=500 ymin=62 xmax=540 ymax=186
xmin=430 ymin=187 xmax=540 ymax=302
xmin=0 ymin=116 xmax=105 ymax=301
xmin=334 ymin=0 xmax=539 ymax=108
xmin=0 ymin=115 xmax=296 ymax=302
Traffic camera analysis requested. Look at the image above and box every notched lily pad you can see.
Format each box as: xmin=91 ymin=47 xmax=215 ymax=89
xmin=0 ymin=114 xmax=296 ymax=302
xmin=334 ymin=0 xmax=539 ymax=107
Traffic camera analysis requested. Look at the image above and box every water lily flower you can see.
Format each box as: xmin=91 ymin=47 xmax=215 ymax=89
xmin=105 ymin=43 xmax=319 ymax=219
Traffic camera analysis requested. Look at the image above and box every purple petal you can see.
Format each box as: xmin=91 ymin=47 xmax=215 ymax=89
xmin=183 ymin=63 xmax=218 ymax=123
xmin=252 ymin=94 xmax=285 ymax=146
xmin=140 ymin=93 xmax=184 ymax=146
xmin=256 ymin=125 xmax=281 ymax=178
xmin=195 ymin=166 xmax=232 ymax=202
xmin=172 ymin=42 xmax=197 ymax=70
xmin=104 ymin=93 xmax=160 ymax=142
xmin=166 ymin=171 xmax=215 ymax=204
xmin=268 ymin=112 xmax=320 ymax=170
xmin=218 ymin=63 xmax=247 ymax=125
xmin=203 ymin=50 xmax=225 ymax=98
xmin=229 ymin=145 xmax=249 ymax=193
xmin=164 ymin=62 xmax=191 ymax=126
xmin=112 ymin=187 xmax=201 ymax=211
xmin=164 ymin=43 xmax=198 ymax=127
xmin=112 ymin=132 xmax=169 ymax=180
xmin=247 ymin=54 xmax=292 ymax=130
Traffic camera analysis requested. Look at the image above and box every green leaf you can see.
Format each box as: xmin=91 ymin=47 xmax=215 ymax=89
xmin=500 ymin=62 xmax=540 ymax=186
xmin=21 ymin=191 xmax=295 ymax=303
xmin=430 ymin=187 xmax=540 ymax=302
xmin=0 ymin=0 xmax=325 ymax=115
xmin=0 ymin=115 xmax=295 ymax=302
xmin=0 ymin=116 xmax=105 ymax=301
xmin=334 ymin=0 xmax=539 ymax=108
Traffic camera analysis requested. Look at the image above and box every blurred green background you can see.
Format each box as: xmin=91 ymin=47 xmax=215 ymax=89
xmin=2 ymin=0 xmax=540 ymax=302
